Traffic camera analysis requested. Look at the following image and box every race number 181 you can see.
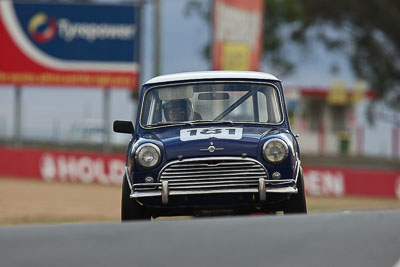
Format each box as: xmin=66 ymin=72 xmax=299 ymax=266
xmin=180 ymin=127 xmax=243 ymax=141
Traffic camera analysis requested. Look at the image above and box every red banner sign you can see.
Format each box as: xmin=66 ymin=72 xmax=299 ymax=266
xmin=0 ymin=147 xmax=125 ymax=185
xmin=303 ymin=166 xmax=400 ymax=199
xmin=212 ymin=0 xmax=264 ymax=71
xmin=1 ymin=146 xmax=399 ymax=199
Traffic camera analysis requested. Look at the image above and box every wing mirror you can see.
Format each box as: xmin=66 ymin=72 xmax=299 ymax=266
xmin=113 ymin=120 xmax=134 ymax=135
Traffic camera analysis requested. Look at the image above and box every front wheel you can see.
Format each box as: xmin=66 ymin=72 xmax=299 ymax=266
xmin=121 ymin=175 xmax=151 ymax=221
xmin=284 ymin=167 xmax=307 ymax=214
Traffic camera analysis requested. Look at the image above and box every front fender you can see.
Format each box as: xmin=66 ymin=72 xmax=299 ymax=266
xmin=126 ymin=135 xmax=166 ymax=185
xmin=258 ymin=131 xmax=299 ymax=180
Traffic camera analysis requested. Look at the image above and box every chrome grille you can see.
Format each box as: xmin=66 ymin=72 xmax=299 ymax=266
xmin=159 ymin=158 xmax=268 ymax=191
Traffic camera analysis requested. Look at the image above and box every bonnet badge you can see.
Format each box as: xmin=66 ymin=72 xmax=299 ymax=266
xmin=200 ymin=142 xmax=224 ymax=153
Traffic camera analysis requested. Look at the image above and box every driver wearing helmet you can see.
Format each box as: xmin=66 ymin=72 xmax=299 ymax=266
xmin=163 ymin=99 xmax=194 ymax=122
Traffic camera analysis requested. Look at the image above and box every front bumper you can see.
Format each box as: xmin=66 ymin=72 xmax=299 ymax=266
xmin=127 ymin=156 xmax=300 ymax=205
xmin=131 ymin=179 xmax=297 ymax=204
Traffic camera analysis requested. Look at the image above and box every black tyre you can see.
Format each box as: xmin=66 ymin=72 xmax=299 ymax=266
xmin=121 ymin=175 xmax=151 ymax=221
xmin=284 ymin=167 xmax=307 ymax=214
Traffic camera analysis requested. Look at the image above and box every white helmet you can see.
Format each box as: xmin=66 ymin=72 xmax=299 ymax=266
xmin=163 ymin=99 xmax=194 ymax=121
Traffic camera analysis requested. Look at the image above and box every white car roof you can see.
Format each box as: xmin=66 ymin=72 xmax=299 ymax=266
xmin=144 ymin=71 xmax=280 ymax=85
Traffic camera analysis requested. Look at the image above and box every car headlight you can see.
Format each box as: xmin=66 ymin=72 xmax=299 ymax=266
xmin=263 ymin=138 xmax=289 ymax=163
xmin=135 ymin=143 xmax=161 ymax=169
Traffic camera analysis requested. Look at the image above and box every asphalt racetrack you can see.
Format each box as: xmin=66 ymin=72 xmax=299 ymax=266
xmin=1 ymin=210 xmax=400 ymax=267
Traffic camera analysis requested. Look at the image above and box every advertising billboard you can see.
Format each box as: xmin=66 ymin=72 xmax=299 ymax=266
xmin=0 ymin=1 xmax=140 ymax=89
xmin=1 ymin=146 xmax=400 ymax=199
xmin=0 ymin=147 xmax=125 ymax=185
xmin=212 ymin=0 xmax=264 ymax=71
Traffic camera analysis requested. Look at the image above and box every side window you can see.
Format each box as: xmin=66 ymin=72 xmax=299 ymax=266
xmin=142 ymin=91 xmax=162 ymax=125
xmin=152 ymin=99 xmax=162 ymax=123
xmin=266 ymin=88 xmax=282 ymax=123
xmin=257 ymin=91 xmax=268 ymax=122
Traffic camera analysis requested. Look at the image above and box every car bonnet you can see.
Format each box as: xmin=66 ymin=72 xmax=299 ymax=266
xmin=149 ymin=125 xmax=274 ymax=161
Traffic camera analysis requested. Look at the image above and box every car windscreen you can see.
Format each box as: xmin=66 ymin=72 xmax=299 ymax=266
xmin=140 ymin=82 xmax=283 ymax=127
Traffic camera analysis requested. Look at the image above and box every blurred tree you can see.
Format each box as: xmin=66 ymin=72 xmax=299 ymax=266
xmin=186 ymin=0 xmax=400 ymax=112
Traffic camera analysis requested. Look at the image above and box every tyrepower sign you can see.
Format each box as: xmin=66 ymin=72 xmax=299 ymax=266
xmin=0 ymin=1 xmax=139 ymax=89
xmin=212 ymin=0 xmax=264 ymax=71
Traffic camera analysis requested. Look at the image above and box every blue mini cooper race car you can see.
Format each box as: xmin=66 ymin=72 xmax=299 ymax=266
xmin=114 ymin=71 xmax=307 ymax=220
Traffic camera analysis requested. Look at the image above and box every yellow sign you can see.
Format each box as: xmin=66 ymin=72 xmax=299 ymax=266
xmin=352 ymin=80 xmax=366 ymax=104
xmin=222 ymin=43 xmax=250 ymax=70
xmin=328 ymin=81 xmax=347 ymax=105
